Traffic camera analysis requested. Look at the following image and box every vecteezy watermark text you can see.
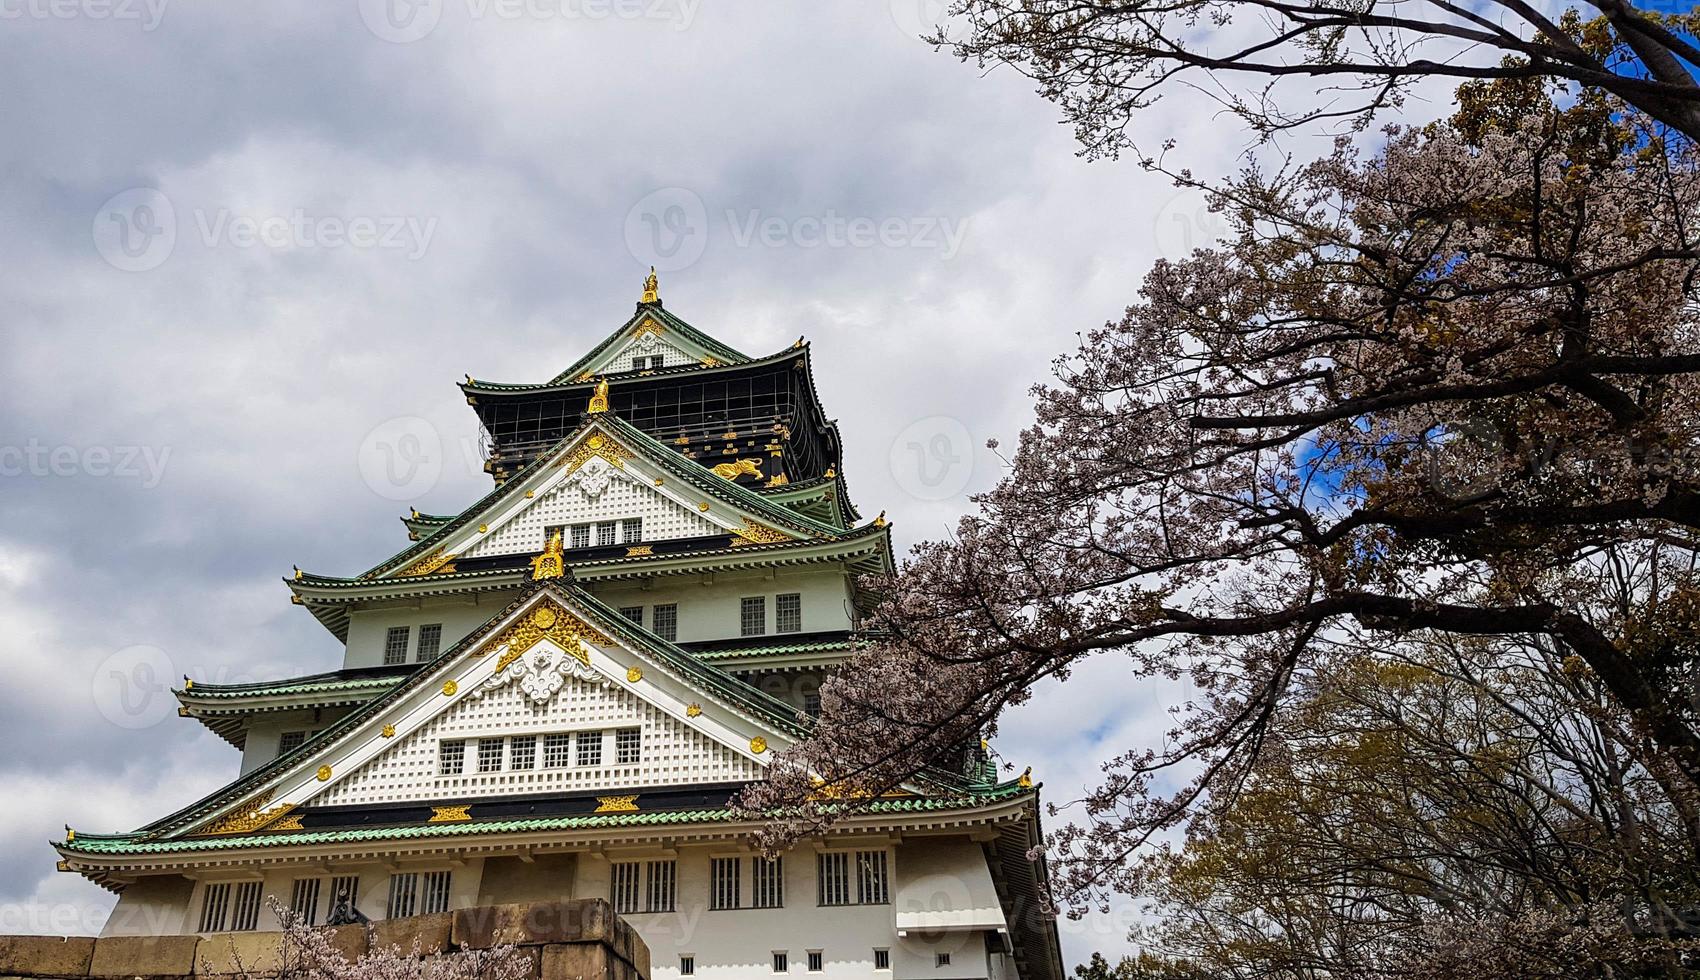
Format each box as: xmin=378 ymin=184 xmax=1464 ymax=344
xmin=357 ymin=0 xmax=700 ymax=43
xmin=0 ymin=440 xmax=171 ymax=488
xmin=0 ymin=0 xmax=167 ymax=29
xmin=726 ymin=209 xmax=969 ymax=258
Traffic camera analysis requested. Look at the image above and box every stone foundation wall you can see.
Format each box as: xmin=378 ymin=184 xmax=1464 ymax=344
xmin=0 ymin=899 xmax=647 ymax=980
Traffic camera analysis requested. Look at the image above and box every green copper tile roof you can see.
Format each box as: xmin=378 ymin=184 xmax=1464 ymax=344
xmin=692 ymin=637 xmax=858 ymax=661
xmin=461 ymin=304 xmax=753 ymax=393
xmin=179 ymin=668 xmax=412 ymax=700
xmin=59 ymin=783 xmax=1035 ymax=856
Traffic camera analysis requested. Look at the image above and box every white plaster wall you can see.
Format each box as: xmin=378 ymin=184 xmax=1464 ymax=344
xmin=240 ymin=707 xmax=359 ymax=774
xmin=342 ymin=592 xmax=522 ymax=670
xmin=587 ymin=568 xmax=854 ymax=644
xmin=102 ymin=875 xmax=193 ymax=936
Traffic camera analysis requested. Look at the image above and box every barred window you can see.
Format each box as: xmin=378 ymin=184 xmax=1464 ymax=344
xmin=383 ymin=626 xmax=410 ymax=665
xmin=710 ymin=856 xmax=741 ymax=910
xmin=619 ymin=605 xmax=644 ymax=626
xmin=277 ymin=730 xmax=307 ymax=756
xmin=477 ymin=738 xmax=503 ymax=773
xmin=652 ymin=603 xmax=678 ymax=641
xmin=622 ymin=517 xmax=643 ymax=543
xmin=679 ymin=956 xmax=696 ymax=977
xmin=615 ymin=727 xmax=641 ymax=765
xmin=752 ymin=856 xmax=784 ymax=908
xmin=327 ymin=876 xmax=360 ymax=924
xmin=421 ymin=871 xmax=452 ymax=915
xmin=873 ymin=949 xmax=890 ymax=971
xmin=776 ymin=593 xmax=802 ymax=633
xmin=571 ymin=524 xmax=592 ymax=549
xmin=817 ymin=852 xmax=851 ymax=906
xmin=576 ymin=730 xmax=603 ymax=767
xmin=631 ymin=356 xmax=646 ymax=372
xmin=646 ymin=860 xmax=676 ymax=912
xmin=510 ymin=735 xmax=537 ymax=770
xmin=387 ymin=873 xmax=418 ymax=919
xmin=936 ymin=953 xmax=952 ymax=967
xmin=289 ymin=878 xmax=321 ymax=926
xmin=740 ymin=596 xmax=766 ymax=637
xmin=438 ymin=739 xmax=465 ymax=776
xmin=198 ymin=882 xmax=230 ymax=932
xmin=417 ymin=623 xmax=442 ymax=661
xmin=856 ymin=851 xmax=890 ymax=905
xmin=597 ymin=522 xmax=617 ymax=547
xmin=807 ymin=951 xmax=823 ymax=973
xmin=772 ymin=952 xmax=789 ymax=974
xmin=611 ymin=862 xmax=641 ymax=913
xmin=543 ymin=733 xmax=572 ymax=768
xmin=804 ymin=693 xmax=822 ymax=717
xmin=230 ymin=881 xmax=262 ymax=931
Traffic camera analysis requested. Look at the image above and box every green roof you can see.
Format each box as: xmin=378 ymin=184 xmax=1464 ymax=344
xmin=461 ymin=303 xmax=752 ymax=393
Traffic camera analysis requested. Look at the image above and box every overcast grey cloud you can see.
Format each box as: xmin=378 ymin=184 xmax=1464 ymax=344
xmin=0 ymin=0 xmax=1441 ymax=962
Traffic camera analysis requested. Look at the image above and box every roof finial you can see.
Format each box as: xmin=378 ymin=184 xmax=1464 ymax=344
xmin=531 ymin=529 xmax=567 ymax=581
xmin=588 ymin=376 xmax=610 ymax=414
xmin=641 ymin=266 xmax=659 ymax=304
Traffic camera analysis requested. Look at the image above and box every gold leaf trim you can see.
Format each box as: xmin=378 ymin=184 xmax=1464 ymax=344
xmin=732 ymin=519 xmax=790 ymax=547
xmin=750 ymin=736 xmax=768 ymax=755
xmin=270 ymin=814 xmax=305 ymax=832
xmin=316 ymin=765 xmax=333 ymax=781
xmin=561 ymin=433 xmax=633 ymax=475
xmin=711 ymin=458 xmax=764 ymax=480
xmin=626 ymin=665 xmax=644 ymax=683
xmin=197 ymin=790 xmax=292 ymax=835
xmin=594 ymin=795 xmax=639 ymax=814
xmin=428 ymin=805 xmax=472 ymax=823
xmin=399 ymin=548 xmax=458 ymax=577
xmin=486 ymin=598 xmax=612 ymax=673
xmin=442 ymin=680 xmax=459 ymax=696
xmin=625 ymin=545 xmax=654 ymax=557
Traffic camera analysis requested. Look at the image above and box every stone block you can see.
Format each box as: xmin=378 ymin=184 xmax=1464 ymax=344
xmin=538 ymin=943 xmax=608 ymax=980
xmin=193 ymin=931 xmax=285 ymax=976
xmin=88 ymin=935 xmax=200 ymax=977
xmin=370 ymin=913 xmax=452 ymax=955
xmin=320 ymin=924 xmax=368 ymax=963
xmin=453 ymin=901 xmax=611 ymax=950
xmin=0 ymin=936 xmax=95 ymax=976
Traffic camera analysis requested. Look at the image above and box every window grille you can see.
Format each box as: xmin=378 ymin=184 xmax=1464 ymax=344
xmin=817 ymin=852 xmax=851 ymax=906
xmin=652 ymin=603 xmax=677 ymax=641
xmin=646 ymin=860 xmax=676 ymax=912
xmin=752 ymin=856 xmax=784 ymax=908
xmin=804 ymin=693 xmax=822 ymax=717
xmin=289 ymin=878 xmax=321 ymax=926
xmin=611 ymin=862 xmax=641 ymax=913
xmin=277 ymin=730 xmax=307 ymax=755
xmin=477 ymin=738 xmax=503 ymax=773
xmin=679 ymin=956 xmax=695 ymax=976
xmin=198 ymin=882 xmax=230 ymax=932
xmin=576 ymin=730 xmax=603 ymax=766
xmin=327 ymin=876 xmax=360 ymax=925
xmin=438 ymin=739 xmax=465 ymax=776
xmin=543 ymin=733 xmax=572 ymax=768
xmin=741 ymin=596 xmax=766 ymax=636
xmin=807 ymin=951 xmax=823 ymax=973
xmin=421 ymin=871 xmax=452 ymax=914
xmin=772 ymin=952 xmax=789 ymax=973
xmin=387 ymin=873 xmax=418 ymax=919
xmin=776 ymin=593 xmax=802 ymax=633
xmin=384 ymin=626 xmax=410 ymax=665
xmin=856 ymin=851 xmax=890 ymax=905
xmin=622 ymin=517 xmax=644 ymax=543
xmin=873 ymin=949 xmax=890 ymax=971
xmin=615 ymin=727 xmax=641 ymax=765
xmin=230 ymin=882 xmax=262 ymax=931
xmin=619 ymin=606 xmax=644 ymax=626
xmin=571 ymin=524 xmax=591 ymax=549
xmin=936 ymin=953 xmax=952 ymax=967
xmin=597 ymin=522 xmax=617 ymax=547
xmin=710 ymin=856 xmax=740 ymax=910
xmin=417 ymin=623 xmax=442 ymax=661
xmin=510 ymin=735 xmax=537 ymax=769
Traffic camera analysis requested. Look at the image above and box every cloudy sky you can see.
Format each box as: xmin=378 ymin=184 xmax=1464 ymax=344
xmin=0 ymin=0 xmax=1453 ymax=962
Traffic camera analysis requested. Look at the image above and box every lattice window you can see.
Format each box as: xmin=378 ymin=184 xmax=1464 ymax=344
xmin=576 ymin=730 xmax=603 ymax=767
xmin=804 ymin=693 xmax=822 ymax=718
xmin=710 ymin=856 xmax=741 ymax=910
xmin=230 ymin=882 xmax=262 ymax=932
xmin=289 ymin=878 xmax=321 ymax=926
xmin=622 ymin=517 xmax=643 ymax=543
xmin=384 ymin=626 xmax=411 ymax=666
xmin=438 ymin=740 xmax=465 ymax=776
xmin=615 ymin=727 xmax=641 ymax=765
xmin=421 ymin=871 xmax=452 ymax=914
xmin=611 ymin=862 xmax=641 ymax=913
xmin=753 ymin=857 xmax=784 ymax=909
xmin=856 ymin=851 xmax=890 ymax=905
xmin=277 ymin=730 xmax=307 ymax=756
xmin=462 ymin=472 xmax=721 ymax=560
xmin=653 ymin=603 xmax=678 ymax=641
xmin=571 ymin=524 xmax=591 ymax=549
xmin=543 ymin=733 xmax=572 ymax=768
xmin=619 ymin=606 xmax=644 ymax=626
xmin=646 ymin=860 xmax=676 ymax=912
xmin=198 ymin=882 xmax=231 ymax=933
xmin=936 ymin=953 xmax=952 ymax=968
xmin=741 ymin=596 xmax=766 ymax=637
xmin=477 ymin=738 xmax=504 ymax=773
xmin=597 ymin=522 xmax=617 ymax=547
xmin=776 ymin=593 xmax=802 ymax=634
xmin=817 ymin=852 xmax=851 ymax=906
xmin=387 ymin=873 xmax=418 ymax=919
xmin=417 ymin=623 xmax=443 ymax=661
xmin=511 ymin=735 xmax=537 ymax=770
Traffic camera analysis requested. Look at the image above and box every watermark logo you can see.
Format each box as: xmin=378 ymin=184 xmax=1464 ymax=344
xmin=890 ymin=415 xmax=974 ymax=501
xmin=358 ymin=0 xmax=444 ymax=42
xmin=358 ymin=416 xmax=444 ymax=501
xmin=1153 ymin=188 xmax=1229 ymax=258
xmin=0 ymin=0 xmax=168 ymax=29
xmin=92 ymin=187 xmax=176 ymax=272
xmin=91 ymin=644 xmax=177 ymax=730
xmin=889 ymin=0 xmax=950 ymax=41
xmin=1423 ymin=417 xmax=1506 ymax=503
xmin=625 ymin=186 xmax=709 ymax=272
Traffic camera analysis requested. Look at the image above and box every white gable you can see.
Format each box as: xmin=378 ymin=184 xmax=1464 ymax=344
xmin=462 ymin=457 xmax=722 ymax=558
xmin=601 ymin=331 xmax=697 ymax=372
xmin=313 ymin=666 xmax=763 ymax=806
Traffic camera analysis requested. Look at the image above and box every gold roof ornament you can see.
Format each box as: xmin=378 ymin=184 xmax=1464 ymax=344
xmin=641 ymin=266 xmax=659 ymax=304
xmin=1018 ymin=766 xmax=1033 ymax=788
xmin=873 ymin=511 xmax=887 ymax=527
xmin=587 ymin=376 xmax=610 ymax=414
xmin=531 ymin=529 xmax=567 ymax=581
